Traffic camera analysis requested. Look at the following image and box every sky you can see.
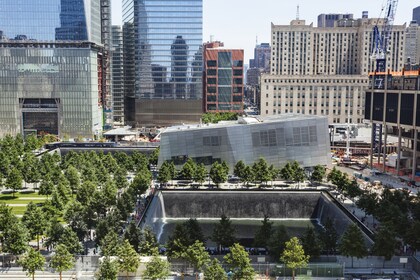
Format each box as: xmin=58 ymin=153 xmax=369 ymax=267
xmin=110 ymin=0 xmax=417 ymax=63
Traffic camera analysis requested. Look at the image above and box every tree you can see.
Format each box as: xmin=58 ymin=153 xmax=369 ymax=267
xmin=143 ymin=256 xmax=170 ymax=280
xmin=149 ymin=147 xmax=160 ymax=166
xmin=300 ymin=227 xmax=321 ymax=258
xmin=22 ymin=202 xmax=48 ymax=250
xmin=204 ymin=258 xmax=227 ymax=280
xmin=280 ymin=237 xmax=309 ymax=280
xmin=268 ymin=164 xmax=278 ymax=186
xmin=101 ymin=230 xmax=121 ymax=257
xmin=18 ymin=247 xmax=46 ymax=280
xmin=24 ymin=134 xmax=41 ymax=152
xmin=372 ymin=227 xmax=398 ymax=262
xmin=114 ymin=167 xmax=128 ymax=189
xmin=233 ymin=160 xmax=246 ymax=183
xmin=180 ymin=158 xmax=196 ymax=181
xmin=130 ymin=171 xmax=151 ymax=196
xmin=224 ymin=243 xmax=255 ymax=280
xmin=182 ymin=241 xmax=210 ymax=279
xmin=242 ymin=165 xmax=254 ymax=187
xmin=96 ymin=256 xmax=119 ymax=280
xmin=280 ymin=162 xmax=294 ymax=182
xmin=291 ymin=161 xmax=306 ymax=187
xmin=65 ymin=165 xmax=80 ymax=195
xmin=193 ymin=163 xmax=207 ymax=186
xmin=311 ymin=165 xmax=326 ymax=185
xmin=50 ymin=244 xmax=75 ymax=280
xmin=117 ymin=240 xmax=140 ymax=279
xmin=22 ymin=153 xmax=41 ymax=187
xmin=3 ymin=220 xmax=28 ymax=255
xmin=252 ymin=158 xmax=271 ymax=186
xmin=39 ymin=177 xmax=54 ymax=198
xmin=339 ymin=224 xmax=368 ymax=267
xmin=212 ymin=214 xmax=236 ymax=252
xmin=124 ymin=221 xmax=143 ymax=253
xmin=166 ymin=219 xmax=205 ymax=258
xmin=209 ymin=162 xmax=228 ymax=187
xmin=139 ymin=227 xmax=159 ymax=256
xmin=267 ymin=225 xmax=290 ymax=261
xmin=320 ymin=218 xmax=338 ymax=254
xmin=253 ymin=215 xmax=273 ymax=248
xmin=157 ymin=161 xmax=172 ymax=186
xmin=5 ymin=166 xmax=23 ymax=196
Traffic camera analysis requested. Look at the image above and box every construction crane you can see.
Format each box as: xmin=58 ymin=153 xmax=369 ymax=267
xmin=371 ymin=0 xmax=399 ymax=72
xmin=370 ymin=0 xmax=398 ymax=170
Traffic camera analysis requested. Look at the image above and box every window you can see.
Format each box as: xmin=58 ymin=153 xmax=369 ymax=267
xmin=218 ymin=52 xmax=232 ymax=67
xmin=207 ymin=69 xmax=216 ymax=76
xmin=207 ymin=60 xmax=216 ymax=67
xmin=233 ymin=60 xmax=243 ymax=67
xmin=207 ymin=78 xmax=216 ymax=85
xmin=207 ymin=86 xmax=216 ymax=93
xmin=234 ymin=78 xmax=243 ymax=85
xmin=207 ymin=95 xmax=216 ymax=102
xmin=233 ymin=69 xmax=242 ymax=76
xmin=218 ymin=69 xmax=232 ymax=85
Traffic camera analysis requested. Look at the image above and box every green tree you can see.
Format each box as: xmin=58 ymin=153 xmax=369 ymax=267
xmin=300 ymin=227 xmax=321 ymax=258
xmin=3 ymin=219 xmax=28 ymax=254
xmin=405 ymin=221 xmax=420 ymax=251
xmin=24 ymin=134 xmax=41 ymax=152
xmin=180 ymin=158 xmax=196 ymax=181
xmin=39 ymin=177 xmax=54 ymax=198
xmin=193 ymin=163 xmax=207 ymax=186
xmin=149 ymin=147 xmax=160 ymax=166
xmin=182 ymin=241 xmax=210 ymax=279
xmin=280 ymin=162 xmax=294 ymax=182
xmin=139 ymin=227 xmax=159 ymax=256
xmin=114 ymin=167 xmax=128 ymax=189
xmin=124 ymin=221 xmax=143 ymax=253
xmin=118 ymin=240 xmax=140 ymax=279
xmin=268 ymin=164 xmax=279 ymax=186
xmin=253 ymin=215 xmax=273 ymax=248
xmin=204 ymin=258 xmax=227 ymax=280
xmin=50 ymin=244 xmax=75 ymax=280
xmin=311 ymin=165 xmax=326 ymax=185
xmin=157 ymin=161 xmax=172 ymax=186
xmin=372 ymin=227 xmax=398 ymax=262
xmin=130 ymin=171 xmax=151 ymax=196
xmin=166 ymin=219 xmax=205 ymax=257
xmin=320 ymin=218 xmax=338 ymax=254
xmin=252 ymin=158 xmax=271 ymax=186
xmin=5 ymin=166 xmax=23 ymax=196
xmin=233 ymin=160 xmax=246 ymax=180
xmin=280 ymin=237 xmax=309 ymax=280
xmin=101 ymin=230 xmax=121 ymax=257
xmin=224 ymin=243 xmax=255 ymax=280
xmin=18 ymin=247 xmax=46 ymax=280
xmin=291 ymin=161 xmax=306 ymax=187
xmin=143 ymin=256 xmax=170 ymax=280
xmin=96 ymin=257 xmax=119 ymax=280
xmin=22 ymin=153 xmax=41 ymax=187
xmin=65 ymin=165 xmax=80 ymax=195
xmin=356 ymin=191 xmax=378 ymax=218
xmin=212 ymin=214 xmax=236 ymax=251
xmin=339 ymin=224 xmax=368 ymax=267
xmin=209 ymin=162 xmax=228 ymax=187
xmin=242 ymin=165 xmax=254 ymax=187
xmin=267 ymin=225 xmax=290 ymax=261
xmin=22 ymin=202 xmax=48 ymax=250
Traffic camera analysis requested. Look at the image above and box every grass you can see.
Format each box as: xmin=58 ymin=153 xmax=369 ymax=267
xmin=10 ymin=206 xmax=27 ymax=215
xmin=0 ymin=191 xmax=48 ymax=216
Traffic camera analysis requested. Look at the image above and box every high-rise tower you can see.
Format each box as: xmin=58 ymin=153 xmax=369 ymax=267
xmin=122 ymin=0 xmax=203 ymax=127
xmin=0 ymin=0 xmax=111 ymax=138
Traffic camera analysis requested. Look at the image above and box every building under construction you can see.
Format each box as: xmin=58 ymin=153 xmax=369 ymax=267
xmin=365 ymin=70 xmax=420 ymax=182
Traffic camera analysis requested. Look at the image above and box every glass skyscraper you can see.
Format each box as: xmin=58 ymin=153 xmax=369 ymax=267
xmin=123 ymin=0 xmax=203 ymax=127
xmin=0 ymin=0 xmax=110 ymax=138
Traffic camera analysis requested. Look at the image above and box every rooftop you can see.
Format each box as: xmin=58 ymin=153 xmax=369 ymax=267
xmin=164 ymin=114 xmax=327 ymax=133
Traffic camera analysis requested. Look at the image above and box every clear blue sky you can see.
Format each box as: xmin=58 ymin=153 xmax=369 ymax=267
xmin=111 ymin=0 xmax=417 ymax=63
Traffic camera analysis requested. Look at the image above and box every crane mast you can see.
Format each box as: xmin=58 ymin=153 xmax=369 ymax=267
xmin=371 ymin=0 xmax=399 ymax=72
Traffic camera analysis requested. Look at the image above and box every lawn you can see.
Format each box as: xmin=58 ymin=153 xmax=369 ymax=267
xmin=0 ymin=191 xmax=48 ymax=216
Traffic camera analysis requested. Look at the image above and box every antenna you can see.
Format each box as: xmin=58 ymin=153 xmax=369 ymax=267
xmin=296 ymin=5 xmax=300 ymax=20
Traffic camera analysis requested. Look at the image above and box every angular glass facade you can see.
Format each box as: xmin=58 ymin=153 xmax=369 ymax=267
xmin=0 ymin=0 xmax=101 ymax=44
xmin=0 ymin=46 xmax=103 ymax=138
xmin=158 ymin=115 xmax=330 ymax=170
xmin=123 ymin=0 xmax=203 ymax=126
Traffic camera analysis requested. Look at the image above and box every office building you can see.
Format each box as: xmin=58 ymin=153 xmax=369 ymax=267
xmin=317 ymin=13 xmax=353 ymax=28
xmin=249 ymin=43 xmax=271 ymax=71
xmin=0 ymin=0 xmax=111 ymax=138
xmin=405 ymin=21 xmax=420 ymax=65
xmin=111 ymin=25 xmax=125 ymax=124
xmin=158 ymin=114 xmax=330 ymax=171
xmin=414 ymin=6 xmax=420 ymax=24
xmin=203 ymin=41 xmax=244 ymax=113
xmin=261 ymin=18 xmax=406 ymax=124
xmin=365 ymin=70 xmax=420 ymax=180
xmin=122 ymin=0 xmax=203 ymax=127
